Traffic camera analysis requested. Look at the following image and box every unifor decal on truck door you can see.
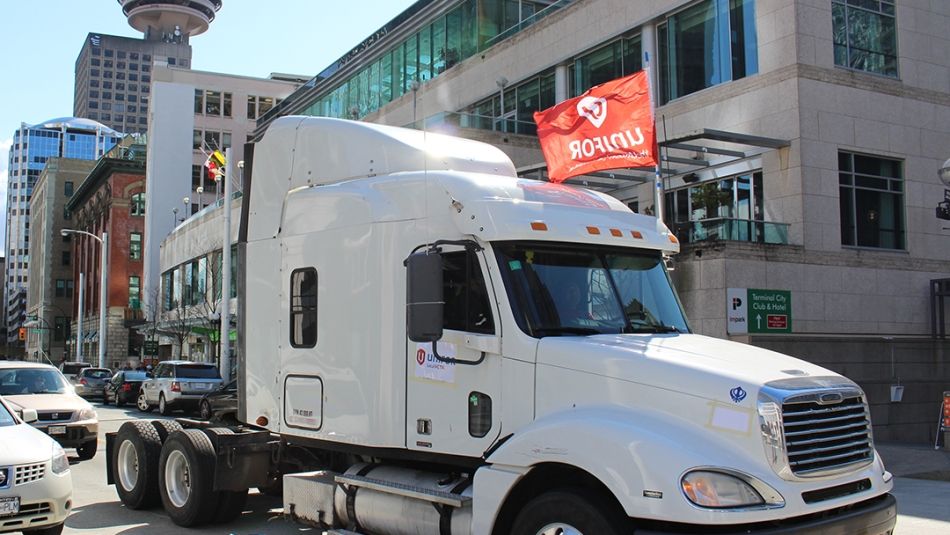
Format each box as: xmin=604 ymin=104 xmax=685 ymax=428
xmin=284 ymin=375 xmax=324 ymax=430
xmin=414 ymin=342 xmax=456 ymax=384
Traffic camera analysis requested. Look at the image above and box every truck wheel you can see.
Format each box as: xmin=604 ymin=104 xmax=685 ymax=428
xmin=158 ymin=394 xmax=171 ymax=416
xmin=159 ymin=429 xmax=220 ymax=526
xmin=112 ymin=421 xmax=163 ymax=509
xmin=137 ymin=391 xmax=152 ymax=412
xmin=77 ymin=439 xmax=98 ymax=461
xmin=151 ymin=420 xmax=183 ymax=443
xmin=204 ymin=428 xmax=249 ymax=524
xmin=511 ymin=490 xmax=626 ymax=535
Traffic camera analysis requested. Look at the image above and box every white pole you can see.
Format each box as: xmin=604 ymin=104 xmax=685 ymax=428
xmin=76 ymin=272 xmax=84 ymax=362
xmin=98 ymin=232 xmax=109 ymax=369
xmin=219 ymin=148 xmax=233 ymax=380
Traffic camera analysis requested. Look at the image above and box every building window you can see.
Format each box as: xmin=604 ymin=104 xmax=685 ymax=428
xmin=205 ymin=91 xmax=222 ymax=115
xmin=571 ymin=34 xmax=642 ymax=97
xmin=223 ymin=92 xmax=232 ymax=117
xmin=130 ymin=232 xmax=142 ymax=260
xmin=55 ymin=279 xmax=66 ymax=297
xmin=131 ymin=192 xmax=145 ymax=216
xmin=832 ymin=0 xmax=897 ymax=77
xmin=62 ymin=251 xmax=71 ymax=266
xmin=54 ymin=316 xmax=69 ymax=342
xmin=839 ymin=151 xmax=904 ymax=249
xmin=658 ymin=0 xmax=758 ymax=104
xmin=64 ymin=181 xmax=74 ymax=197
xmin=129 ymin=276 xmax=141 ymax=310
xmin=290 ymin=268 xmax=317 ymax=347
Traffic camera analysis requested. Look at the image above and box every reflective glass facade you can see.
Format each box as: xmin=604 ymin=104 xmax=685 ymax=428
xmin=832 ymin=0 xmax=897 ymax=77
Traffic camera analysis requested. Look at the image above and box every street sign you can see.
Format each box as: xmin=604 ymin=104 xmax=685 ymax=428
xmin=144 ymin=340 xmax=159 ymax=355
xmin=727 ymin=288 xmax=792 ymax=334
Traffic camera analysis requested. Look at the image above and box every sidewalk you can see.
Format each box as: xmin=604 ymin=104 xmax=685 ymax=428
xmin=876 ymin=442 xmax=950 ymax=481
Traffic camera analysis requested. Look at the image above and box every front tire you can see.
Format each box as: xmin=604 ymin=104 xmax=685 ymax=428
xmin=159 ymin=429 xmax=220 ymax=527
xmin=112 ymin=421 xmax=163 ymax=509
xmin=511 ymin=489 xmax=627 ymax=535
xmin=137 ymin=391 xmax=152 ymax=412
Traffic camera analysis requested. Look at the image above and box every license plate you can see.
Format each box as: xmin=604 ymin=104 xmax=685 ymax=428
xmin=0 ymin=497 xmax=19 ymax=517
xmin=49 ymin=425 xmax=66 ymax=436
xmin=194 ymin=383 xmax=210 ymax=390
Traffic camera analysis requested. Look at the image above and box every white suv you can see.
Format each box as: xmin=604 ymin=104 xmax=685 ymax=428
xmin=137 ymin=361 xmax=222 ymax=416
xmin=0 ymin=395 xmax=72 ymax=535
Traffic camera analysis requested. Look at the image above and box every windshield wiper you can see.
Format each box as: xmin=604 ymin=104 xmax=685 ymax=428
xmin=624 ymin=323 xmax=681 ymax=334
xmin=532 ymin=326 xmax=602 ymax=337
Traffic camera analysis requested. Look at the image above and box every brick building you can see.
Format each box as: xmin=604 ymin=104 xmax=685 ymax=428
xmin=66 ymin=139 xmax=147 ymax=368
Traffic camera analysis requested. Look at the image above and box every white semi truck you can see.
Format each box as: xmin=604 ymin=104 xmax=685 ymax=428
xmin=106 ymin=117 xmax=896 ymax=534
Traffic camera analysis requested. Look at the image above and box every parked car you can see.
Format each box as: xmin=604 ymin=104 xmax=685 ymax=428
xmin=138 ymin=361 xmax=222 ymax=416
xmin=0 ymin=395 xmax=72 ymax=535
xmin=57 ymin=362 xmax=90 ymax=384
xmin=72 ymin=368 xmax=112 ymax=399
xmin=197 ymin=380 xmax=238 ymax=421
xmin=0 ymin=362 xmax=99 ymax=461
xmin=103 ymin=371 xmax=149 ymax=407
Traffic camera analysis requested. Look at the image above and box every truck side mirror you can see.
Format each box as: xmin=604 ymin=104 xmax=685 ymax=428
xmin=406 ymin=252 xmax=444 ymax=342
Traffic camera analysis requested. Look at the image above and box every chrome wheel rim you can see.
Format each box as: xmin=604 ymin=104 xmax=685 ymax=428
xmin=159 ymin=396 xmax=166 ymax=412
xmin=164 ymin=449 xmax=191 ymax=508
xmin=117 ymin=440 xmax=139 ymax=492
xmin=137 ymin=393 xmax=149 ymax=411
xmin=537 ymin=524 xmax=582 ymax=535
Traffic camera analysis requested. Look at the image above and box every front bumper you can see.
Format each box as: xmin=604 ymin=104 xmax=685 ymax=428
xmin=34 ymin=421 xmax=98 ymax=448
xmin=0 ymin=464 xmax=71 ymax=534
xmin=636 ymin=493 xmax=896 ymax=535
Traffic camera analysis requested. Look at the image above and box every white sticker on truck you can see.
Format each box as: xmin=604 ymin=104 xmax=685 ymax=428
xmin=414 ymin=342 xmax=456 ymax=383
xmin=708 ymin=402 xmax=753 ymax=435
xmin=284 ymin=375 xmax=324 ymax=430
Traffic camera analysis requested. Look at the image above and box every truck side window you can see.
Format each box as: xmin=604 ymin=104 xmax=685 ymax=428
xmin=442 ymin=250 xmax=494 ymax=334
xmin=290 ymin=268 xmax=318 ymax=347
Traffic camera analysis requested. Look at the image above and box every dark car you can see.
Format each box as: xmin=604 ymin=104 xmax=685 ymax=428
xmin=103 ymin=371 xmax=150 ymax=407
xmin=74 ymin=367 xmax=113 ymax=399
xmin=198 ymin=380 xmax=238 ymax=421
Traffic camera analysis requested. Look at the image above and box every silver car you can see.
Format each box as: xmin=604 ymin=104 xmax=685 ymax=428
xmin=72 ymin=368 xmax=112 ymax=399
xmin=137 ymin=361 xmax=222 ymax=416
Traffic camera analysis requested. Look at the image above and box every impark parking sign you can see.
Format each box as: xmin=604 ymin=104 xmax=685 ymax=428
xmin=727 ymin=288 xmax=792 ymax=334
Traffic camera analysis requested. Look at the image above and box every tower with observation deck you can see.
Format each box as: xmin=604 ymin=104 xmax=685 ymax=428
xmin=73 ymin=1 xmax=223 ymax=134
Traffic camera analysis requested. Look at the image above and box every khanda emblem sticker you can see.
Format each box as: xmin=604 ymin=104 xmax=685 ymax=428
xmin=730 ymin=386 xmax=747 ymax=404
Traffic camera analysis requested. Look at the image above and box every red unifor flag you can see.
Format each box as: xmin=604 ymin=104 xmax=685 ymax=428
xmin=533 ymin=70 xmax=657 ymax=183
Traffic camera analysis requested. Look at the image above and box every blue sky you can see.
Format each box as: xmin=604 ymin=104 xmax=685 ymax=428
xmin=0 ymin=0 xmax=416 ymax=253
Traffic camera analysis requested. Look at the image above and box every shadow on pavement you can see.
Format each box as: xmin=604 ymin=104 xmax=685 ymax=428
xmin=65 ymin=492 xmax=311 ymax=534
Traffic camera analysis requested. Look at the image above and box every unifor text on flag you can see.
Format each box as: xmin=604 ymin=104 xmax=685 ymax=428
xmin=533 ymin=70 xmax=657 ymax=183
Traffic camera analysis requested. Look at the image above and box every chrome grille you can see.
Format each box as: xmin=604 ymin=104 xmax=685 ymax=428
xmin=782 ymin=394 xmax=873 ymax=476
xmin=14 ymin=463 xmax=46 ymax=486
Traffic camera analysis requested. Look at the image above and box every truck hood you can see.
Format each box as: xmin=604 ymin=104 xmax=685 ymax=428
xmin=537 ymin=333 xmax=837 ymax=403
xmin=0 ymin=423 xmax=55 ymax=465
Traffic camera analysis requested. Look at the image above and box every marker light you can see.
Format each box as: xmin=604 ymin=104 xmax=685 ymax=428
xmin=668 ymin=234 xmax=679 ymax=244
xmin=530 ymin=221 xmax=548 ymax=231
xmin=631 ymin=231 xmax=643 ymax=239
xmin=586 ymin=226 xmax=601 ymax=235
xmin=609 ymin=228 xmax=623 ymax=237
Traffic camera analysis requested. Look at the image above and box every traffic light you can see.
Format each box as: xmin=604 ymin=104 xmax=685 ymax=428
xmin=18 ymin=327 xmax=26 ymax=341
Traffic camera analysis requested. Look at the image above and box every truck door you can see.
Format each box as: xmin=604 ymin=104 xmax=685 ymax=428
xmin=406 ymin=247 xmax=503 ymax=457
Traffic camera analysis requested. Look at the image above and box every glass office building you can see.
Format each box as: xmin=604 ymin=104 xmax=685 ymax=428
xmin=5 ymin=117 xmax=119 ymax=348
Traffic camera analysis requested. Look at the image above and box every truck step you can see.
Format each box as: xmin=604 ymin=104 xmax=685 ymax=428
xmin=335 ymin=474 xmax=472 ymax=508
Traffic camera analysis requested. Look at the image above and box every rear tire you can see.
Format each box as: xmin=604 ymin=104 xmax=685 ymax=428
xmin=511 ymin=489 xmax=627 ymax=535
xmin=112 ymin=421 xmax=163 ymax=509
xmin=77 ymin=439 xmax=98 ymax=461
xmin=151 ymin=420 xmax=183 ymax=443
xmin=158 ymin=393 xmax=171 ymax=416
xmin=137 ymin=391 xmax=152 ymax=412
xmin=159 ymin=429 xmax=220 ymax=527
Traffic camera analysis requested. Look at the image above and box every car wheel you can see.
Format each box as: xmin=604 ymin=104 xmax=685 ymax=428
xmin=159 ymin=429 xmax=220 ymax=526
xmin=151 ymin=420 xmax=183 ymax=443
xmin=22 ymin=522 xmax=64 ymax=534
xmin=77 ymin=439 xmax=98 ymax=461
xmin=159 ymin=393 xmax=171 ymax=416
xmin=205 ymin=428 xmax=248 ymax=524
xmin=137 ymin=391 xmax=152 ymax=412
xmin=199 ymin=400 xmax=212 ymax=421
xmin=511 ymin=489 xmax=627 ymax=535
xmin=112 ymin=421 xmax=163 ymax=509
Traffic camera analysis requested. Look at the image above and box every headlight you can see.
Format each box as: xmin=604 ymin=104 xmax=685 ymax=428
xmin=757 ymin=394 xmax=787 ymax=476
xmin=78 ymin=408 xmax=97 ymax=421
xmin=681 ymin=471 xmax=764 ymax=508
xmin=51 ymin=442 xmax=70 ymax=475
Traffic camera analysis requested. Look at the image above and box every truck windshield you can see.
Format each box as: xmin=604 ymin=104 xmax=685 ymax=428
xmin=495 ymin=242 xmax=689 ymax=337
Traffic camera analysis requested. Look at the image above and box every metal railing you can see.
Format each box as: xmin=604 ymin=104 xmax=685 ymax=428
xmin=672 ymin=218 xmax=790 ymax=245
xmin=406 ymin=111 xmax=538 ymax=135
xmin=484 ymin=0 xmax=576 ymax=49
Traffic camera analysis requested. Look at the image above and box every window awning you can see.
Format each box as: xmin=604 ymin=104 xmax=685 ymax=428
xmin=518 ymin=128 xmax=790 ymax=198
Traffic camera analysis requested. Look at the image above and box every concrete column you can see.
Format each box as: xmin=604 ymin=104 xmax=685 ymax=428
xmin=554 ymin=64 xmax=569 ymax=103
xmin=641 ymin=22 xmax=658 ymax=104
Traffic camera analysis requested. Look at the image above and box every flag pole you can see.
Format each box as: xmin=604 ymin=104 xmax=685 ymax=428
xmin=644 ymin=52 xmax=663 ymax=223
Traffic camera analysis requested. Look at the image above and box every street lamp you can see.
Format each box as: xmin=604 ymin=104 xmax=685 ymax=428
xmin=61 ymin=229 xmax=109 ymax=369
xmin=196 ymin=186 xmax=204 ymax=211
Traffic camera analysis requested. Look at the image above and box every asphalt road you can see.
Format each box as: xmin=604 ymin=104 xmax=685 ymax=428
xmin=51 ymin=402 xmax=950 ymax=535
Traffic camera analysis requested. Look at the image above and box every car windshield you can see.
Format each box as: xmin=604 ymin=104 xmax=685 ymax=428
xmin=0 ymin=401 xmax=15 ymax=427
xmin=124 ymin=372 xmax=149 ymax=381
xmin=61 ymin=363 xmax=89 ymax=375
xmin=495 ymin=242 xmax=690 ymax=337
xmin=176 ymin=365 xmax=219 ymax=379
xmin=0 ymin=368 xmax=70 ymax=395
xmin=84 ymin=369 xmax=112 ymax=379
